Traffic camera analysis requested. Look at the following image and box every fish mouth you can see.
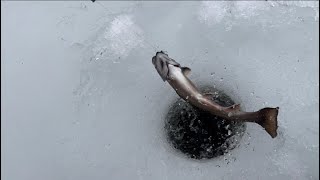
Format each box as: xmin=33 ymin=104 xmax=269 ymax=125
xmin=153 ymin=51 xmax=180 ymax=67
xmin=152 ymin=51 xmax=182 ymax=81
xmin=152 ymin=51 xmax=168 ymax=65
xmin=156 ymin=51 xmax=168 ymax=56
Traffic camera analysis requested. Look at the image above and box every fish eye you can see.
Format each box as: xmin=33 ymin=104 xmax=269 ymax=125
xmin=156 ymin=59 xmax=162 ymax=70
xmin=160 ymin=60 xmax=164 ymax=68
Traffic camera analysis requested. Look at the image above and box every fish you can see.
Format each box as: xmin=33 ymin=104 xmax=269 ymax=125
xmin=152 ymin=51 xmax=279 ymax=138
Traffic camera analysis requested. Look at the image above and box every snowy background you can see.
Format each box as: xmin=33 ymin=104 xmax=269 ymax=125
xmin=1 ymin=1 xmax=319 ymax=180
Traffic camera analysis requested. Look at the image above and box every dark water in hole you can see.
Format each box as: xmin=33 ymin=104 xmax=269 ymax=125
xmin=165 ymin=86 xmax=246 ymax=159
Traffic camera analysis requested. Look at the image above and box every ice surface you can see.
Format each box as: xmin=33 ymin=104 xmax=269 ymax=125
xmin=2 ymin=1 xmax=319 ymax=180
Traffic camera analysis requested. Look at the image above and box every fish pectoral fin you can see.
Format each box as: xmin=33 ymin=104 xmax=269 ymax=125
xmin=202 ymin=93 xmax=241 ymax=111
xmin=181 ymin=67 xmax=191 ymax=76
xmin=202 ymin=93 xmax=215 ymax=100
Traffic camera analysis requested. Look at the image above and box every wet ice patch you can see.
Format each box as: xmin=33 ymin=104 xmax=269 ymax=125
xmin=268 ymin=1 xmax=319 ymax=21
xmin=197 ymin=1 xmax=318 ymax=29
xmin=105 ymin=14 xmax=144 ymax=57
xmin=233 ymin=2 xmax=269 ymax=19
xmin=93 ymin=14 xmax=144 ymax=61
xmin=73 ymin=13 xmax=145 ymax=113
xmin=198 ymin=2 xmax=269 ymax=26
xmin=268 ymin=1 xmax=319 ymax=9
xmin=198 ymin=1 xmax=230 ymax=25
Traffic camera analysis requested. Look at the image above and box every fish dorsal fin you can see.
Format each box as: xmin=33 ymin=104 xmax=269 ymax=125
xmin=182 ymin=67 xmax=191 ymax=76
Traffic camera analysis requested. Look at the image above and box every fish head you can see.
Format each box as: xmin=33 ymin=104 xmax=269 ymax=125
xmin=152 ymin=51 xmax=180 ymax=81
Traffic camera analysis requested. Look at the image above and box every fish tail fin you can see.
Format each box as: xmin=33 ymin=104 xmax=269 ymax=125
xmin=257 ymin=107 xmax=279 ymax=138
